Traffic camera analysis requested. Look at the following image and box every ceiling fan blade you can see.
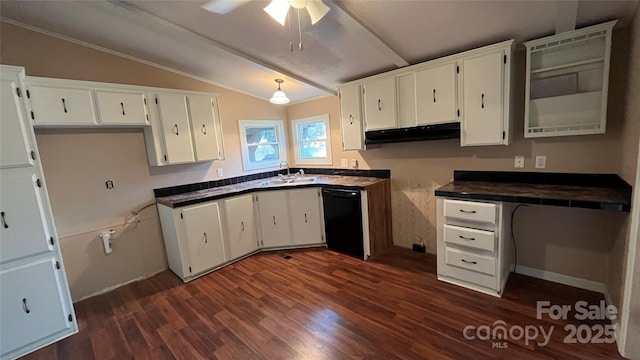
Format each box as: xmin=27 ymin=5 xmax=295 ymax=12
xmin=201 ymin=0 xmax=250 ymax=14
xmin=264 ymin=0 xmax=291 ymax=26
xmin=306 ymin=0 xmax=330 ymax=25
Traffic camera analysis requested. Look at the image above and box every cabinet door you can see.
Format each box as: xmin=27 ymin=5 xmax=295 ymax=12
xmin=289 ymin=188 xmax=323 ymax=245
xmin=154 ymin=93 xmax=195 ymax=164
xmin=187 ymin=95 xmax=220 ymax=162
xmin=339 ymin=84 xmax=363 ymax=151
xmin=0 ymin=169 xmax=52 ymax=264
xmin=461 ymin=51 xmax=505 ymax=146
xmin=95 ymin=90 xmax=149 ymax=126
xmin=363 ymin=76 xmax=397 ymax=131
xmin=225 ymin=195 xmax=257 ymax=259
xmin=0 ymin=258 xmax=71 ymax=356
xmin=396 ymin=73 xmax=416 ymax=128
xmin=0 ymin=69 xmax=34 ymax=169
xmin=416 ymin=62 xmax=458 ymax=125
xmin=257 ymin=191 xmax=292 ymax=248
xmin=29 ymin=84 xmax=97 ymax=126
xmin=212 ymin=98 xmax=225 ymax=160
xmin=182 ymin=202 xmax=226 ymax=275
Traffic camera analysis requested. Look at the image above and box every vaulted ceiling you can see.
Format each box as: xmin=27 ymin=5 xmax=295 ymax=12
xmin=1 ymin=0 xmax=637 ymax=103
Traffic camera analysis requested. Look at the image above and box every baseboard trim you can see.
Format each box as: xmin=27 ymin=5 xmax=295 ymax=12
xmin=515 ymin=265 xmax=608 ymax=294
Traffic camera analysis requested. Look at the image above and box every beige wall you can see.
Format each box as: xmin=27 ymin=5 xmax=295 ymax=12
xmin=287 ymin=28 xmax=633 ymax=285
xmin=1 ymin=22 xmax=287 ymax=301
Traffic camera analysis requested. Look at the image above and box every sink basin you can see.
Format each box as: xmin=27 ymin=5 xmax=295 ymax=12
xmin=260 ymin=176 xmax=317 ymax=186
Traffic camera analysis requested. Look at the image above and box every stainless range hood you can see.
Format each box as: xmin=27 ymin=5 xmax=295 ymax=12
xmin=364 ymin=122 xmax=460 ymax=145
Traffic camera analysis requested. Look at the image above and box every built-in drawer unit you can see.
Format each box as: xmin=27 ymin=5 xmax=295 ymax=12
xmin=443 ymin=199 xmax=496 ymax=224
xmin=437 ymin=197 xmax=512 ymax=297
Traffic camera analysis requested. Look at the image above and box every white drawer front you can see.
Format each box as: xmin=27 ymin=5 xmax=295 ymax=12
xmin=443 ymin=224 xmax=495 ymax=252
xmin=444 ymin=199 xmax=496 ymax=224
xmin=439 ymin=262 xmax=498 ymax=291
xmin=445 ymin=247 xmax=496 ymax=276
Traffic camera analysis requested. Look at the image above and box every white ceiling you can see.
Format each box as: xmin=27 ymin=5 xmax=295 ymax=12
xmin=1 ymin=0 xmax=637 ymax=103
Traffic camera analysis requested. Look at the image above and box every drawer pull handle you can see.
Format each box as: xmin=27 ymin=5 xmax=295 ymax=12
xmin=22 ymin=298 xmax=30 ymax=314
xmin=304 ymin=213 xmax=308 ymax=223
xmin=1 ymin=211 xmax=8 ymax=229
xmin=203 ymin=232 xmax=208 ymax=244
xmin=459 ymin=209 xmax=477 ymax=214
xmin=461 ymin=259 xmax=477 ymax=265
xmin=458 ymin=235 xmax=476 ymax=241
xmin=61 ymin=98 xmax=68 ymax=113
xmin=121 ymin=102 xmax=126 ymax=116
xmin=201 ymin=124 xmax=207 ymax=135
xmin=273 ymin=216 xmax=276 ymax=225
xmin=433 ymin=89 xmax=436 ymax=103
xmin=241 ymin=221 xmax=245 ymax=232
xmin=377 ymin=99 xmax=382 ymax=111
xmin=173 ymin=124 xmax=179 ymax=135
xmin=349 ymin=114 xmax=354 ymax=124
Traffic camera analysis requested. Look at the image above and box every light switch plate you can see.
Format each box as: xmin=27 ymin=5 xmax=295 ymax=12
xmin=514 ymin=156 xmax=525 ymax=168
xmin=341 ymin=158 xmax=348 ymax=168
xmin=535 ymin=156 xmax=547 ymax=169
xmin=217 ymin=168 xmax=224 ymax=177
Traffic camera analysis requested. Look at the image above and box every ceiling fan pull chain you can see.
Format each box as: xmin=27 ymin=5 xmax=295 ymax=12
xmin=298 ymin=8 xmax=303 ymax=52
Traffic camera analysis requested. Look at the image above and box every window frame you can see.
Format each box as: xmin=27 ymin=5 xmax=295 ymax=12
xmin=291 ymin=114 xmax=333 ymax=166
xmin=238 ymin=119 xmax=287 ymax=171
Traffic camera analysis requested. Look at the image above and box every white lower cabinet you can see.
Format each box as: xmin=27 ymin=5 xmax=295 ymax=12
xmin=289 ymin=188 xmax=324 ymax=245
xmin=436 ymin=197 xmax=512 ymax=297
xmin=224 ymin=194 xmax=258 ymax=260
xmin=256 ymin=191 xmax=293 ymax=248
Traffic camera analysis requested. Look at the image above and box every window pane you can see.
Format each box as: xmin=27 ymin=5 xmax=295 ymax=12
xmin=245 ymin=126 xmax=277 ymax=144
xmin=300 ymin=121 xmax=326 ymax=141
xmin=300 ymin=141 xmax=327 ymax=159
xmin=248 ymin=143 xmax=280 ymax=163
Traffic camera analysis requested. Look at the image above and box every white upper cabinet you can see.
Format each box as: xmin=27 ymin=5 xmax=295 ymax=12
xmin=187 ymin=95 xmax=221 ymax=161
xmin=363 ymin=76 xmax=397 ymax=131
xmin=257 ymin=191 xmax=293 ymax=248
xmin=181 ymin=202 xmax=226 ymax=276
xmin=339 ymin=84 xmax=364 ymax=151
xmin=27 ymin=79 xmax=97 ymax=127
xmin=460 ymin=41 xmax=513 ymax=146
xmin=224 ymin=194 xmax=258 ymax=260
xmin=94 ymin=90 xmax=149 ymax=126
xmin=0 ymin=67 xmax=34 ymax=169
xmin=415 ymin=62 xmax=458 ymax=125
xmin=152 ymin=93 xmax=195 ymax=164
xmin=524 ymin=21 xmax=616 ymax=138
xmin=289 ymin=188 xmax=323 ymax=246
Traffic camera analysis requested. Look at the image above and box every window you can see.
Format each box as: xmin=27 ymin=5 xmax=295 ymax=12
xmin=291 ymin=114 xmax=332 ymax=165
xmin=238 ymin=120 xmax=287 ymax=171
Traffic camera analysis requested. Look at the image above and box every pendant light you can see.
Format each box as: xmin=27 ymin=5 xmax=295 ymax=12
xmin=269 ymin=79 xmax=290 ymax=104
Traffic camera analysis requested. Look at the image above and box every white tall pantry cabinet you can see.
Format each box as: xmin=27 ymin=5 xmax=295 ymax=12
xmin=0 ymin=66 xmax=78 ymax=360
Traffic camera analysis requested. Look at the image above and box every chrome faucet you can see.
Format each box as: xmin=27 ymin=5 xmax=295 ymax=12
xmin=279 ymin=160 xmax=290 ymax=177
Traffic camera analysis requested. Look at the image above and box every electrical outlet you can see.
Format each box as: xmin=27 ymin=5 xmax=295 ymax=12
xmin=350 ymin=159 xmax=358 ymax=168
xmin=217 ymin=168 xmax=224 ymax=177
xmin=514 ymin=156 xmax=524 ymax=168
xmin=535 ymin=156 xmax=547 ymax=169
xmin=341 ymin=158 xmax=348 ymax=168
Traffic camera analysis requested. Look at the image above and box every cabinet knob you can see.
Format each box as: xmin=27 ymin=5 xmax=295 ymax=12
xmin=173 ymin=124 xmax=179 ymax=135
xmin=201 ymin=124 xmax=207 ymax=135
xmin=349 ymin=114 xmax=354 ymax=125
xmin=1 ymin=211 xmax=8 ymax=229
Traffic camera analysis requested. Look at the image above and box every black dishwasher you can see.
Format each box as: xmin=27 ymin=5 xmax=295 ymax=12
xmin=322 ymin=188 xmax=364 ymax=259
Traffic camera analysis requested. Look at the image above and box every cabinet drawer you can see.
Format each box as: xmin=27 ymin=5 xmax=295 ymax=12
xmin=443 ymin=199 xmax=496 ymax=224
xmin=0 ymin=258 xmax=71 ymax=355
xmin=445 ymin=247 xmax=496 ymax=276
xmin=439 ymin=261 xmax=498 ymax=291
xmin=443 ymin=224 xmax=495 ymax=252
xmin=30 ymin=85 xmax=97 ymax=126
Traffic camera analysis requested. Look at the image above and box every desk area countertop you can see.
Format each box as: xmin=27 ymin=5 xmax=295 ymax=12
xmin=435 ymin=170 xmax=632 ymax=212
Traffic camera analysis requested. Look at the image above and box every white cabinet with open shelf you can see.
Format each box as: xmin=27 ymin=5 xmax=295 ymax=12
xmin=524 ymin=21 xmax=616 ymax=138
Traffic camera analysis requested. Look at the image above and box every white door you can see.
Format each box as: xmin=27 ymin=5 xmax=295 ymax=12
xmin=462 ymin=51 xmax=505 ymax=146
xmin=339 ymin=85 xmax=363 ymax=151
xmin=363 ymin=76 xmax=397 ymax=131
xmin=0 ymin=69 xmax=34 ymax=169
xmin=155 ymin=93 xmax=195 ymax=164
xmin=182 ymin=202 xmax=226 ymax=275
xmin=0 ymin=258 xmax=71 ymax=355
xmin=257 ymin=191 xmax=292 ymax=248
xmin=187 ymin=95 xmax=220 ymax=161
xmin=225 ymin=195 xmax=257 ymax=259
xmin=289 ymin=188 xmax=323 ymax=245
xmin=416 ymin=62 xmax=458 ymax=125
xmin=0 ymin=169 xmax=52 ymax=263
xmin=28 ymin=84 xmax=97 ymax=126
xmin=95 ymin=90 xmax=148 ymax=126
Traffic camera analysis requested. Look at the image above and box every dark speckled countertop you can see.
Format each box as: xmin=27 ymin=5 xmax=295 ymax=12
xmin=156 ymin=175 xmax=387 ymax=208
xmin=435 ymin=171 xmax=632 ymax=212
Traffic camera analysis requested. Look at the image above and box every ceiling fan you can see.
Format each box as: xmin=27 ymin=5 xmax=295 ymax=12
xmin=201 ymin=0 xmax=331 ymax=25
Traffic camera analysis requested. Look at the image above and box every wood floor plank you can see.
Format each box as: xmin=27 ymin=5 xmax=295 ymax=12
xmin=22 ymin=247 xmax=624 ymax=359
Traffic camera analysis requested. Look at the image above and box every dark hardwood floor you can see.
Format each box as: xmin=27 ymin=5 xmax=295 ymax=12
xmin=24 ymin=247 xmax=623 ymax=359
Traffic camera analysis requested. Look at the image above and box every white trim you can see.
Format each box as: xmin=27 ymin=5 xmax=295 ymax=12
xmin=291 ymin=114 xmax=333 ymax=166
xmin=515 ymin=265 xmax=608 ymax=294
xmin=238 ymin=119 xmax=287 ymax=171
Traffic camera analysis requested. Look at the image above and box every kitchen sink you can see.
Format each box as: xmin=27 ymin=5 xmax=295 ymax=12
xmin=260 ymin=176 xmax=318 ymax=186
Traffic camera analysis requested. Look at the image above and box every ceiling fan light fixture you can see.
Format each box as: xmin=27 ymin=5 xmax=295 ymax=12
xmin=264 ymin=0 xmax=290 ymax=26
xmin=306 ymin=0 xmax=330 ymax=25
xmin=269 ymin=79 xmax=290 ymax=104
